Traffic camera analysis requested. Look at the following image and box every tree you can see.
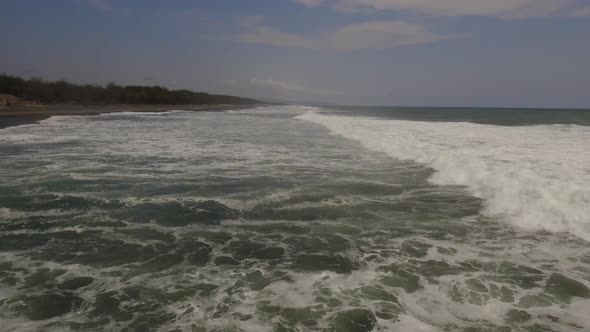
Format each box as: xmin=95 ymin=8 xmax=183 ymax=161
xmin=0 ymin=74 xmax=258 ymax=105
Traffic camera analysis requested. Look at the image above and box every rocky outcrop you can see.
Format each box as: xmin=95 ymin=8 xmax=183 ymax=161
xmin=0 ymin=94 xmax=43 ymax=110
xmin=0 ymin=94 xmax=20 ymax=108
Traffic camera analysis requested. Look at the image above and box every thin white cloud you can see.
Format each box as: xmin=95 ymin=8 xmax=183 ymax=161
xmin=573 ymin=5 xmax=590 ymax=17
xmin=293 ymin=0 xmax=579 ymax=18
xmin=239 ymin=20 xmax=456 ymax=51
xmin=250 ymin=78 xmax=342 ymax=95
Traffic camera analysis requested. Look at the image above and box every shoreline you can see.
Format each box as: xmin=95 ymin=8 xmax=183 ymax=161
xmin=0 ymin=104 xmax=262 ymax=129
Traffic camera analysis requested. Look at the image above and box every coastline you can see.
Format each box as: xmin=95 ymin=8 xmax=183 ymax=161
xmin=0 ymin=103 xmax=262 ymax=129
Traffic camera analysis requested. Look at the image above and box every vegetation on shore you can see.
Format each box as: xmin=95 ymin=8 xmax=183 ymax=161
xmin=0 ymin=74 xmax=258 ymax=106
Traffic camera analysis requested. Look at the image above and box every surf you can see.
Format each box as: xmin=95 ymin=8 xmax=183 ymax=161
xmin=297 ymin=110 xmax=590 ymax=241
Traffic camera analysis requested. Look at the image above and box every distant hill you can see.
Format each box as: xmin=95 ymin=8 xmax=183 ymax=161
xmin=0 ymin=74 xmax=259 ymax=106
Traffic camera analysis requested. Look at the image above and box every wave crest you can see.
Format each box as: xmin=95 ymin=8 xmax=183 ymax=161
xmin=297 ymin=111 xmax=590 ymax=241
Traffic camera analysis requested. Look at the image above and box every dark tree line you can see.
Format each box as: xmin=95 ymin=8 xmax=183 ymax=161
xmin=0 ymin=74 xmax=258 ymax=105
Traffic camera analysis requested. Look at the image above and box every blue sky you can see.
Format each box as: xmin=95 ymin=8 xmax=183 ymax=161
xmin=1 ymin=0 xmax=589 ymax=107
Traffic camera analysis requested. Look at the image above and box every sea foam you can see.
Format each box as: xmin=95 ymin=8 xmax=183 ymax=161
xmin=297 ymin=111 xmax=590 ymax=241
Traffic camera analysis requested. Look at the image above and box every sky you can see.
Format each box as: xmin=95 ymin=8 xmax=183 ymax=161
xmin=1 ymin=0 xmax=589 ymax=107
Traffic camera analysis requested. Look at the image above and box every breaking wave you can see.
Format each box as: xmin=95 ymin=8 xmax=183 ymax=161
xmin=297 ymin=111 xmax=590 ymax=241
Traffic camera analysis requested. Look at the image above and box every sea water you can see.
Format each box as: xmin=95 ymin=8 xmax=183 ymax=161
xmin=0 ymin=106 xmax=588 ymax=331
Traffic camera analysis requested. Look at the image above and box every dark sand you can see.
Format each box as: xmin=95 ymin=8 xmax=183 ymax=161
xmin=0 ymin=104 xmax=258 ymax=129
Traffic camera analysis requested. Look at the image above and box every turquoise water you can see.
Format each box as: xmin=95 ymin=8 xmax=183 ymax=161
xmin=0 ymin=106 xmax=589 ymax=331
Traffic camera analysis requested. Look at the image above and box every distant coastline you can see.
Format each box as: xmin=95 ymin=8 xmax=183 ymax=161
xmin=0 ymin=74 xmax=265 ymax=129
xmin=0 ymin=74 xmax=259 ymax=106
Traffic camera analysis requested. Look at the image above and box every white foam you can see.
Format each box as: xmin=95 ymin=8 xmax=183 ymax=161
xmin=0 ymin=208 xmax=24 ymax=220
xmin=297 ymin=112 xmax=590 ymax=241
xmin=98 ymin=110 xmax=189 ymax=116
xmin=390 ymin=315 xmax=440 ymax=332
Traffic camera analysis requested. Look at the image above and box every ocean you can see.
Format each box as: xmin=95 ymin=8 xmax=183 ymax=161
xmin=0 ymin=105 xmax=589 ymax=331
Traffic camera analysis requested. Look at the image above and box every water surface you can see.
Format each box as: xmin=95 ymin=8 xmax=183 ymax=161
xmin=0 ymin=106 xmax=589 ymax=331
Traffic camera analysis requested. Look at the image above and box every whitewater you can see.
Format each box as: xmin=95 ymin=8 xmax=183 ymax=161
xmin=298 ymin=110 xmax=590 ymax=241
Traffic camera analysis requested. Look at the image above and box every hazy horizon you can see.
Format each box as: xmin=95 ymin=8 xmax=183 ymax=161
xmin=1 ymin=0 xmax=590 ymax=108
